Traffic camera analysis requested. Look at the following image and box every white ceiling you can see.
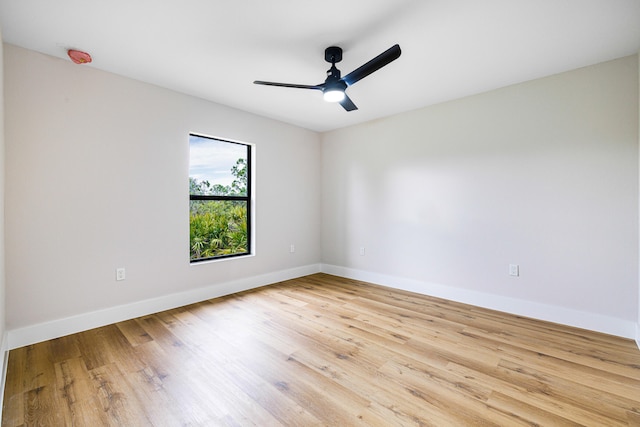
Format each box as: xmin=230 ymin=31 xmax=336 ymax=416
xmin=1 ymin=1 xmax=639 ymax=132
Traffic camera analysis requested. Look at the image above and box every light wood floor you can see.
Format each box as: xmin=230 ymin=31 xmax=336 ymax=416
xmin=3 ymin=273 xmax=640 ymax=426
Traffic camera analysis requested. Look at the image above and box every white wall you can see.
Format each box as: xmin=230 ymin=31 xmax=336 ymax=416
xmin=3 ymin=44 xmax=321 ymax=340
xmin=322 ymin=55 xmax=639 ymax=338
xmin=0 ymin=30 xmax=7 ymax=373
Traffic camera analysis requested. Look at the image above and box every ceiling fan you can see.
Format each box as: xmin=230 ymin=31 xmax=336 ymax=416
xmin=254 ymin=44 xmax=401 ymax=111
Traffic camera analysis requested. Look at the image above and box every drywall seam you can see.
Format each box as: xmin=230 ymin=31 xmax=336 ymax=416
xmin=7 ymin=264 xmax=321 ymax=349
xmin=321 ymin=264 xmax=636 ymax=340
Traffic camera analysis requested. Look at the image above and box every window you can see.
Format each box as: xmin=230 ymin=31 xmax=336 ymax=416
xmin=189 ymin=134 xmax=251 ymax=262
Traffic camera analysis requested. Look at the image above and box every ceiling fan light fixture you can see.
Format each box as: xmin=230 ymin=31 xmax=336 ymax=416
xmin=323 ymin=88 xmax=345 ymax=103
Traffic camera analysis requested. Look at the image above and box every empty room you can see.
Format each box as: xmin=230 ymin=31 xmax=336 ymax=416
xmin=0 ymin=0 xmax=639 ymax=425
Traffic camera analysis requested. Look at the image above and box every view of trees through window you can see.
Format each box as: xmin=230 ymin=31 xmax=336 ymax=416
xmin=189 ymin=134 xmax=251 ymax=262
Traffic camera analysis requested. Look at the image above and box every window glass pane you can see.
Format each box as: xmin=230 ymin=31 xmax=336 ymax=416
xmin=190 ymin=200 xmax=248 ymax=260
xmin=189 ymin=135 xmax=248 ymax=196
xmin=189 ymin=133 xmax=251 ymax=263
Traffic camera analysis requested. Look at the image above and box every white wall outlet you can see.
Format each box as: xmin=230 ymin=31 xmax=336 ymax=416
xmin=290 ymin=244 xmax=295 ymax=253
xmin=116 ymin=267 xmax=126 ymax=281
xmin=359 ymin=247 xmax=366 ymax=256
xmin=509 ymin=264 xmax=519 ymax=277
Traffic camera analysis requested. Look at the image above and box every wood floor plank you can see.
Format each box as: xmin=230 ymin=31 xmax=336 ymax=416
xmin=3 ymin=273 xmax=640 ymax=426
xmin=115 ymin=318 xmax=154 ymax=348
xmin=54 ymin=357 xmax=110 ymax=426
xmin=206 ymin=358 xmax=323 ymax=426
xmin=90 ymin=362 xmax=154 ymax=426
xmin=486 ymin=391 xmax=584 ymax=426
xmin=378 ymin=355 xmax=530 ymax=427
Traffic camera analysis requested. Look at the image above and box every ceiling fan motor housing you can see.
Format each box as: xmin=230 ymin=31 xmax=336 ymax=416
xmin=325 ymin=46 xmax=343 ymax=63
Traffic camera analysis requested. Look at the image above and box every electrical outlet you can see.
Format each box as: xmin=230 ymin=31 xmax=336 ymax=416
xmin=290 ymin=244 xmax=295 ymax=253
xmin=116 ymin=267 xmax=126 ymax=281
xmin=509 ymin=264 xmax=519 ymax=277
xmin=359 ymin=247 xmax=366 ymax=256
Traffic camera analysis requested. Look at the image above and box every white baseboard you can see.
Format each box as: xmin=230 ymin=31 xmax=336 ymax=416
xmin=321 ymin=264 xmax=638 ymax=341
xmin=636 ymin=323 xmax=640 ymax=350
xmin=7 ymin=264 xmax=321 ymax=350
xmin=0 ymin=331 xmax=8 ymax=410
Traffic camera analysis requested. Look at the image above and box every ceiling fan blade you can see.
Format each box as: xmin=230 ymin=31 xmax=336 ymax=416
xmin=339 ymin=94 xmax=358 ymax=111
xmin=342 ymin=44 xmax=401 ymax=86
xmin=253 ymin=80 xmax=323 ymax=90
